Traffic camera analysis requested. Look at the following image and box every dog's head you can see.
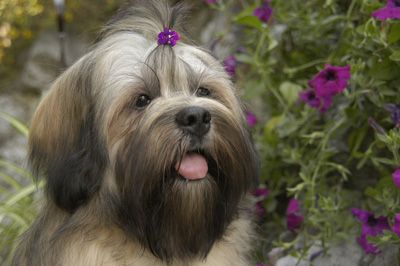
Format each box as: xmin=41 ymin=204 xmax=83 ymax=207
xmin=29 ymin=0 xmax=259 ymax=261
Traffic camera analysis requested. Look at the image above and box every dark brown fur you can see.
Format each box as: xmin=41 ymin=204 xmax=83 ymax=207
xmin=12 ymin=1 xmax=259 ymax=265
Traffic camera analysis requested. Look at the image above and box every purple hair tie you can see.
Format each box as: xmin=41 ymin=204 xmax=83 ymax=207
xmin=158 ymin=28 xmax=180 ymax=47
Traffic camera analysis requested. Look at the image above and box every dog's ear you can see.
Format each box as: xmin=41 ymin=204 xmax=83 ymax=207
xmin=29 ymin=57 xmax=107 ymax=213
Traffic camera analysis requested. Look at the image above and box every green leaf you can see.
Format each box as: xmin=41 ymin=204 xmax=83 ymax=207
xmin=389 ymin=50 xmax=400 ymax=62
xmin=235 ymin=53 xmax=254 ymax=65
xmin=0 ymin=172 xmax=22 ymax=190
xmin=268 ymin=38 xmax=278 ymax=51
xmin=279 ymin=82 xmax=302 ymax=105
xmin=0 ymin=160 xmax=34 ymax=180
xmin=388 ymin=23 xmax=400 ymax=44
xmin=365 ymin=187 xmax=379 ymax=198
xmin=235 ymin=15 xmax=263 ymax=29
xmin=264 ymin=115 xmax=284 ymax=136
xmin=233 ymin=5 xmax=263 ymax=30
xmin=369 ymin=59 xmax=400 ymax=81
xmin=0 ymin=112 xmax=29 ymax=137
xmin=5 ymin=182 xmax=40 ymax=206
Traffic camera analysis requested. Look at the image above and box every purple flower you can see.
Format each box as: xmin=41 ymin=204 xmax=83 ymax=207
xmin=308 ymin=64 xmax=351 ymax=98
xmin=253 ymin=187 xmax=270 ymax=199
xmin=254 ymin=0 xmax=273 ymax=23
xmin=392 ymin=214 xmax=400 ymax=236
xmin=299 ymin=89 xmax=333 ymax=113
xmin=357 ymin=234 xmax=380 ymax=254
xmin=299 ymin=64 xmax=350 ymax=113
xmin=384 ymin=104 xmax=400 ymax=128
xmin=204 ymin=0 xmax=218 ymax=4
xmin=157 ymin=28 xmax=180 ymax=47
xmin=252 ymin=187 xmax=269 ymax=218
xmin=223 ymin=55 xmax=237 ymax=76
xmin=372 ymin=0 xmax=400 ymax=21
xmin=392 ymin=168 xmax=400 ymax=189
xmin=246 ymin=111 xmax=258 ymax=128
xmin=256 ymin=264 xmax=266 ymax=266
xmin=254 ymin=202 xmax=267 ymax=218
xmin=299 ymin=89 xmax=320 ymax=108
xmin=352 ymin=208 xmax=390 ymax=254
xmin=286 ymin=198 xmax=304 ymax=231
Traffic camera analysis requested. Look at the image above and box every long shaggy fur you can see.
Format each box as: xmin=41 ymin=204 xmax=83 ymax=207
xmin=12 ymin=1 xmax=259 ymax=265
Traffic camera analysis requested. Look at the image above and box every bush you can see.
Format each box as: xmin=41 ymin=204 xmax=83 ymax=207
xmin=206 ymin=0 xmax=400 ymax=262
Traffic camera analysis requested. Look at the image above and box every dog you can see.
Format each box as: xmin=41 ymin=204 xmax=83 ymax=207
xmin=12 ymin=1 xmax=259 ymax=265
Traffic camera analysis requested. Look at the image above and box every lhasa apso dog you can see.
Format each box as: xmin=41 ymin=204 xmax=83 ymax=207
xmin=13 ymin=0 xmax=259 ymax=265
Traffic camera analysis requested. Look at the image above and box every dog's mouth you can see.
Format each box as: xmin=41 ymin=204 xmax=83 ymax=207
xmin=174 ymin=150 xmax=219 ymax=181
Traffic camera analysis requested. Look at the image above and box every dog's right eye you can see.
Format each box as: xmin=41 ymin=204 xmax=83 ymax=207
xmin=135 ymin=94 xmax=152 ymax=108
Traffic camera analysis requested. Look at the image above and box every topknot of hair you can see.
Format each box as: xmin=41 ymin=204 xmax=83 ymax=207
xmin=96 ymin=0 xmax=191 ymax=43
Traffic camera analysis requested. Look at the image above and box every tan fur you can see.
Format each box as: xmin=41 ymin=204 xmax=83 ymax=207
xmin=13 ymin=1 xmax=258 ymax=265
xmin=45 ymin=209 xmax=253 ymax=266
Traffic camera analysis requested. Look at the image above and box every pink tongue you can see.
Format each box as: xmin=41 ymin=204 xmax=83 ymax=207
xmin=175 ymin=153 xmax=208 ymax=180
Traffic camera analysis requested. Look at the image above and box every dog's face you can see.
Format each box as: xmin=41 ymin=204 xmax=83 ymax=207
xmin=28 ymin=1 xmax=258 ymax=262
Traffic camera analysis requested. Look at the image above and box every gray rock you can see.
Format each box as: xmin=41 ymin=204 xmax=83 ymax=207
xmin=313 ymin=239 xmax=362 ymax=266
xmin=20 ymin=31 xmax=88 ymax=91
xmin=367 ymin=245 xmax=399 ymax=266
xmin=274 ymin=238 xmax=399 ymax=266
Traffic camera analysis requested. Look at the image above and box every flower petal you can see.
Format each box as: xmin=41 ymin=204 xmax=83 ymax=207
xmin=287 ymin=213 xmax=304 ymax=231
xmin=246 ymin=111 xmax=258 ymax=128
xmin=357 ymin=234 xmax=381 ymax=254
xmin=392 ymin=168 xmax=400 ymax=189
xmin=392 ymin=213 xmax=400 ymax=236
xmin=286 ymin=198 xmax=300 ymax=214
xmin=351 ymin=208 xmax=372 ymax=223
xmin=223 ymin=55 xmax=237 ymax=76
xmin=372 ymin=7 xmax=400 ymax=21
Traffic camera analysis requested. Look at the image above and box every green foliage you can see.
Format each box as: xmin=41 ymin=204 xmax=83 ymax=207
xmin=0 ymin=114 xmax=40 ymax=265
xmin=214 ymin=0 xmax=400 ymax=262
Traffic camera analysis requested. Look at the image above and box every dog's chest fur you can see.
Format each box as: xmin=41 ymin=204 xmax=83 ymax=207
xmin=58 ymin=217 xmax=253 ymax=266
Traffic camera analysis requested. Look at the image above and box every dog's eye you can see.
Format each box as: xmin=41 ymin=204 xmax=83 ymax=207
xmin=196 ymin=87 xmax=211 ymax=97
xmin=135 ymin=94 xmax=152 ymax=108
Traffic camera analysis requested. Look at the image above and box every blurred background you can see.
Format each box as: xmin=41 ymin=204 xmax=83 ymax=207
xmin=1 ymin=0 xmax=400 ymax=265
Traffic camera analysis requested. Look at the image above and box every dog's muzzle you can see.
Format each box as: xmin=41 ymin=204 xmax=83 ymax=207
xmin=175 ymin=106 xmax=211 ymax=138
xmin=174 ymin=106 xmax=212 ymax=180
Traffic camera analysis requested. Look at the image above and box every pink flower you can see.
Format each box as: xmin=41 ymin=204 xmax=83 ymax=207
xmin=254 ymin=0 xmax=273 ymax=23
xmin=372 ymin=0 xmax=400 ymax=21
xmin=308 ymin=64 xmax=351 ymax=98
xmin=253 ymin=187 xmax=270 ymax=199
xmin=299 ymin=64 xmax=350 ymax=113
xmin=252 ymin=187 xmax=270 ymax=219
xmin=286 ymin=198 xmax=304 ymax=231
xmin=392 ymin=168 xmax=400 ymax=188
xmin=223 ymin=55 xmax=238 ymax=77
xmin=392 ymin=214 xmax=400 ymax=236
xmin=357 ymin=234 xmax=381 ymax=254
xmin=352 ymin=208 xmax=389 ymax=254
xmin=246 ymin=111 xmax=257 ymax=128
xmin=299 ymin=89 xmax=333 ymax=113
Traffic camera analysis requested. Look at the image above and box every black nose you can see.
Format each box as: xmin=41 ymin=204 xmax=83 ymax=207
xmin=175 ymin=106 xmax=211 ymax=137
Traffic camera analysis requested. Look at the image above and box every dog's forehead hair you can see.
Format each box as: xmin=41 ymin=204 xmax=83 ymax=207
xmin=98 ymin=33 xmax=223 ymax=99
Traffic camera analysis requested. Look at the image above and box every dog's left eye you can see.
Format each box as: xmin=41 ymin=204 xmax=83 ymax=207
xmin=196 ymin=87 xmax=211 ymax=97
xmin=135 ymin=94 xmax=152 ymax=108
